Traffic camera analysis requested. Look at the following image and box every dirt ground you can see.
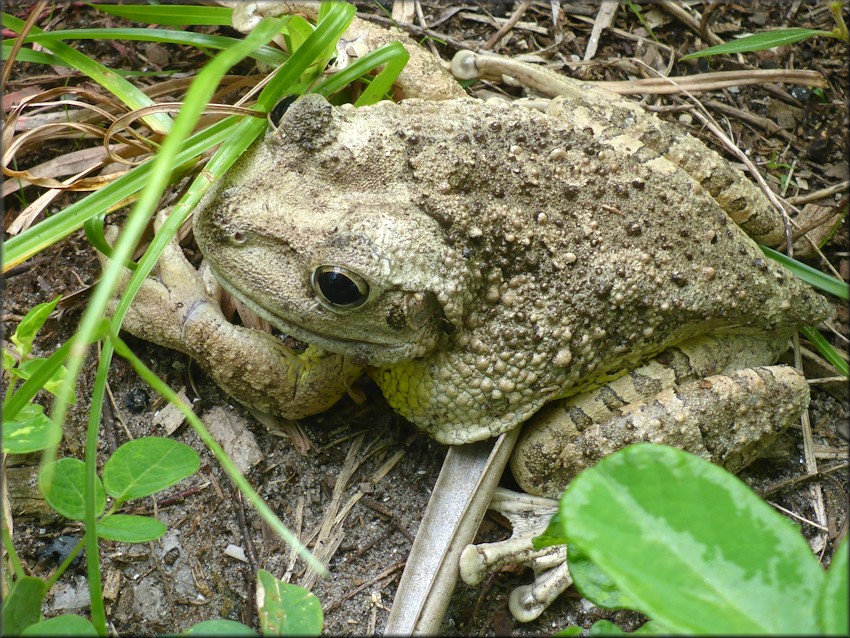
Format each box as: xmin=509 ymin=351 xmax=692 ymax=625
xmin=3 ymin=1 xmax=849 ymax=635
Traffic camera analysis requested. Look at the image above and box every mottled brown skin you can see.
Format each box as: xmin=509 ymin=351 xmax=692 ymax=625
xmin=192 ymin=94 xmax=830 ymax=445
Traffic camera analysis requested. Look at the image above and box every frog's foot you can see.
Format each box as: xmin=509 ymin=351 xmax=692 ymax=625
xmin=97 ymin=211 xmax=363 ymax=419
xmin=465 ymin=334 xmax=813 ymax=622
xmin=459 ymin=488 xmax=569 ymax=623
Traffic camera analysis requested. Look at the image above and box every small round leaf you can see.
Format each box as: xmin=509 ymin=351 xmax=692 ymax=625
xmin=257 ymin=569 xmax=323 ymax=636
xmin=103 ymin=437 xmax=200 ymax=501
xmin=39 ymin=458 xmax=106 ymax=521
xmin=97 ymin=514 xmax=167 ymax=543
xmin=2 ymin=409 xmax=62 ymax=454
xmin=21 ymin=614 xmax=98 ymax=636
xmin=185 ymin=619 xmax=257 ymax=635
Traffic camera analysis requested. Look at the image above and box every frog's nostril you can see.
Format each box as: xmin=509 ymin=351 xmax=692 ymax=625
xmin=232 ymin=231 xmax=246 ymax=244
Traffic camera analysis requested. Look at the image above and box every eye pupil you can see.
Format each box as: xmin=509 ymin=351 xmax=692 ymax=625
xmin=269 ymin=95 xmax=298 ymax=127
xmin=318 ymin=271 xmax=360 ymax=305
xmin=312 ymin=266 xmax=369 ymax=309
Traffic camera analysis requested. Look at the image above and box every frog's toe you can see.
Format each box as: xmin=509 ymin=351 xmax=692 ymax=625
xmin=509 ymin=560 xmax=572 ymax=623
xmin=460 ymin=488 xmax=570 ymax=622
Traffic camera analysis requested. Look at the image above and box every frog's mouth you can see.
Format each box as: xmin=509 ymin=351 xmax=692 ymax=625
xmin=210 ymin=266 xmax=411 ymax=366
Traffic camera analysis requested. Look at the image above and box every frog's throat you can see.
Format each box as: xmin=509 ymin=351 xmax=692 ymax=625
xmin=208 ymin=265 xmax=409 ymax=365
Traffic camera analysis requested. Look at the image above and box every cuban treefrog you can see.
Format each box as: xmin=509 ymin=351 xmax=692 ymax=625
xmin=106 ymin=14 xmax=832 ymax=622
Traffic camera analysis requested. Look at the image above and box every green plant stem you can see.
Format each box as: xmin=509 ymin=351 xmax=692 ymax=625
xmin=26 ymin=23 xmax=288 ymax=631
xmin=87 ymin=3 xmax=357 ymax=589
xmin=84 ymin=348 xmax=112 ymax=636
xmin=3 ymin=376 xmax=19 ymax=411
xmin=2 ymin=524 xmax=26 ymax=580
xmin=831 ymin=1 xmax=849 ymax=42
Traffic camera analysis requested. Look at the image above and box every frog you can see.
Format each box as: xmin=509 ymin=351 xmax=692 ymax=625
xmin=101 ymin=6 xmax=833 ymax=623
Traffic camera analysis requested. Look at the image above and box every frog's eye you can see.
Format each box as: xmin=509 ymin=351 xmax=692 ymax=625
xmin=269 ymin=95 xmax=298 ymax=127
xmin=311 ymin=265 xmax=371 ymax=311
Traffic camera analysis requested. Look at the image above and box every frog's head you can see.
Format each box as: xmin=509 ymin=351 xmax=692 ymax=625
xmin=193 ymin=94 xmax=472 ymax=366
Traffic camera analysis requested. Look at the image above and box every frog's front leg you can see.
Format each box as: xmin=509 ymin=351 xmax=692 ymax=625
xmin=98 ymin=215 xmax=364 ymax=419
xmin=460 ymin=333 xmax=811 ymax=622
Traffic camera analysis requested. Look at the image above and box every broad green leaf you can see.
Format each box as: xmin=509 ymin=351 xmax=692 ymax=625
xmin=2 ymin=576 xmax=48 ymax=635
xmin=634 ymin=621 xmax=670 ymax=634
xmin=681 ymin=28 xmax=834 ymax=60
xmin=21 ymin=614 xmax=98 ymax=636
xmin=97 ymin=514 xmax=167 ymax=543
xmin=102 ymin=437 xmax=200 ymax=501
xmin=185 ymin=620 xmax=258 ymax=635
xmin=39 ymin=458 xmax=106 ymax=521
xmin=560 ymin=444 xmax=825 ymax=634
xmin=818 ymin=537 xmax=849 ymax=635
xmin=256 ymin=570 xmax=323 ymax=636
xmin=10 ymin=296 xmax=61 ymax=357
xmin=568 ymin=544 xmax=637 ymax=610
xmin=2 ymin=406 xmax=61 ymax=454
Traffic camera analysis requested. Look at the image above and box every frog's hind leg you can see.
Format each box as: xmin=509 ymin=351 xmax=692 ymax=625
xmin=460 ymin=333 xmax=811 ymax=622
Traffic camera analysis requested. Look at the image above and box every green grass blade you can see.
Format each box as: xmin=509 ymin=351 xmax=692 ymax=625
xmin=681 ymin=28 xmax=834 ymax=60
xmin=761 ymin=246 xmax=849 ymax=300
xmin=44 ymin=21 xmax=289 ymax=624
xmin=110 ymin=6 xmax=359 ymax=326
xmin=800 ymin=326 xmax=849 ymax=377
xmin=312 ymin=41 xmax=408 ymax=105
xmin=255 ymin=1 xmax=357 ymax=108
xmin=99 ymin=2 xmax=358 ymax=580
xmin=47 ymin=15 xmax=288 ymax=487
xmin=6 ymin=29 xmax=289 ymax=66
xmin=1 ymin=44 xmax=59 ymax=65
xmin=91 ymin=4 xmax=234 ymax=26
xmin=1 ymin=45 xmax=188 ymax=74
xmin=1 ymin=13 xmax=173 ymax=134
xmin=2 ymin=117 xmax=239 ymax=272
